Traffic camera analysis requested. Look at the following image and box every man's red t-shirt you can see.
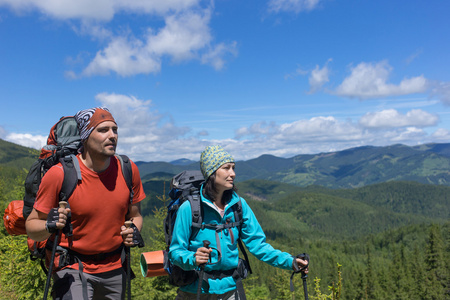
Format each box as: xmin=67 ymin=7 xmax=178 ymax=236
xmin=34 ymin=155 xmax=146 ymax=274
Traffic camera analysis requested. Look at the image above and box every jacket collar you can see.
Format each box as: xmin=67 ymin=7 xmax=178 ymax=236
xmin=200 ymin=184 xmax=240 ymax=214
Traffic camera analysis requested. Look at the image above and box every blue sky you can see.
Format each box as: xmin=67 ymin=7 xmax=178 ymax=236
xmin=1 ymin=0 xmax=449 ymax=162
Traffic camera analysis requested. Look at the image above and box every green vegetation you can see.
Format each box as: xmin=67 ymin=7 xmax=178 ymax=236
xmin=0 ymin=140 xmax=449 ymax=299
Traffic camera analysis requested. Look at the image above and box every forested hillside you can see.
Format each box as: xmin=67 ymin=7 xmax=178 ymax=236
xmin=0 ymin=140 xmax=449 ymax=299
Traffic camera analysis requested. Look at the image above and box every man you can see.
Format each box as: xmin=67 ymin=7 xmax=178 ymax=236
xmin=26 ymin=107 xmax=146 ymax=299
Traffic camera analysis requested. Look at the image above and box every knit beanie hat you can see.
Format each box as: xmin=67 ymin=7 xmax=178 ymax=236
xmin=74 ymin=107 xmax=116 ymax=142
xmin=200 ymin=145 xmax=235 ymax=179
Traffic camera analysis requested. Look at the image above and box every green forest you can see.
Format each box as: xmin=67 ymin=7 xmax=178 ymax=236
xmin=0 ymin=140 xmax=449 ymax=299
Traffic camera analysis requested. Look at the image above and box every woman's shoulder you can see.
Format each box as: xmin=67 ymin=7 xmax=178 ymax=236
xmin=178 ymin=198 xmax=194 ymax=213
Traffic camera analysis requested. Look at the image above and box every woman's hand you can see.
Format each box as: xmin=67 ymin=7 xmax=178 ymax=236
xmin=195 ymin=247 xmax=213 ymax=266
xmin=293 ymin=258 xmax=309 ymax=273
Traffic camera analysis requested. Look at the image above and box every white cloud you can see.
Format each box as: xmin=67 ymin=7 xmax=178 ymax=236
xmin=94 ymin=93 xmax=208 ymax=161
xmin=234 ymin=116 xmax=366 ymax=158
xmin=5 ymin=133 xmax=47 ymax=149
xmin=83 ymin=35 xmax=162 ymax=76
xmin=0 ymin=0 xmax=200 ymax=20
xmin=390 ymin=127 xmax=426 ymax=142
xmin=431 ymin=128 xmax=450 ymax=141
xmin=229 ymin=109 xmax=448 ymax=160
xmin=430 ymin=81 xmax=450 ymax=105
xmin=235 ymin=121 xmax=277 ymax=139
xmin=81 ymin=7 xmax=237 ymax=76
xmin=277 ymin=116 xmax=361 ymax=141
xmin=268 ymin=0 xmax=322 ymax=13
xmin=359 ymin=109 xmax=439 ymax=128
xmin=4 ymin=103 xmax=449 ymax=162
xmin=149 ymin=10 xmax=211 ymax=60
xmin=308 ymin=59 xmax=331 ymax=93
xmin=335 ymin=61 xmax=429 ymax=99
xmin=0 ymin=0 xmax=237 ymax=76
xmin=201 ymin=42 xmax=238 ymax=70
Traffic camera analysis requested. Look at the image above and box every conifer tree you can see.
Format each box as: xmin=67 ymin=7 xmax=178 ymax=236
xmin=390 ymin=244 xmax=410 ymax=299
xmin=444 ymin=222 xmax=450 ymax=299
xmin=365 ymin=244 xmax=379 ymax=299
xmin=424 ymin=224 xmax=446 ymax=300
xmin=410 ymin=245 xmax=427 ymax=300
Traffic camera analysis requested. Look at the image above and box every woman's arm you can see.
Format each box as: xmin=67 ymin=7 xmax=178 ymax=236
xmin=168 ymin=201 xmax=199 ymax=270
xmin=239 ymin=198 xmax=295 ymax=270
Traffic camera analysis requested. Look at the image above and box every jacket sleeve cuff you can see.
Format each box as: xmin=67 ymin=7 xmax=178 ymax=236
xmin=189 ymin=253 xmax=198 ymax=270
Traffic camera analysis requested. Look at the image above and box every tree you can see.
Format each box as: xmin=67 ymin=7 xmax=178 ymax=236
xmin=365 ymin=244 xmax=379 ymax=299
xmin=424 ymin=224 xmax=446 ymax=300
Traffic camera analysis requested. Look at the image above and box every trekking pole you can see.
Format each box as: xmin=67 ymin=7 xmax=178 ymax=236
xmin=124 ymin=221 xmax=133 ymax=300
xmin=290 ymin=253 xmax=310 ymax=300
xmin=299 ymin=253 xmax=310 ymax=300
xmin=43 ymin=201 xmax=68 ymax=300
xmin=197 ymin=240 xmax=211 ymax=300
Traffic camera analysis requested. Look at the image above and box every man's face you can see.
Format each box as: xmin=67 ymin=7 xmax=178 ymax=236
xmin=85 ymin=121 xmax=118 ymax=158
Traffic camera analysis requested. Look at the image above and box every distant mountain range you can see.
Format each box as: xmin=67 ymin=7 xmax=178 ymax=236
xmin=1 ymin=138 xmax=450 ymax=189
xmin=1 ymin=138 xmax=449 ymax=240
xmin=137 ymin=143 xmax=450 ymax=188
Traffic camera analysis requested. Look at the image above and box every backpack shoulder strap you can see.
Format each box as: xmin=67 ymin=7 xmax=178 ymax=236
xmin=59 ymin=154 xmax=79 ymax=244
xmin=59 ymin=154 xmax=81 ymax=203
xmin=188 ymin=190 xmax=203 ymax=240
xmin=115 ymin=154 xmax=134 ymax=204
xmin=233 ymin=198 xmax=243 ymax=225
xmin=233 ymin=198 xmax=253 ymax=274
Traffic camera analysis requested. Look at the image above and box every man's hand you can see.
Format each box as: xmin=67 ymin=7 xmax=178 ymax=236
xmin=45 ymin=206 xmax=70 ymax=233
xmin=120 ymin=224 xmax=134 ymax=247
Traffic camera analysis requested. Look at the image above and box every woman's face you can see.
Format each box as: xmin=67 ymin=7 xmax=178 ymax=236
xmin=214 ymin=162 xmax=236 ymax=192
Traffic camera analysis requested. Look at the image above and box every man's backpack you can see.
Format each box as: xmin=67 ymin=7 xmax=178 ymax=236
xmin=3 ymin=116 xmax=134 ymax=272
xmin=23 ymin=116 xmax=82 ymax=220
xmin=162 ymin=170 xmax=252 ymax=287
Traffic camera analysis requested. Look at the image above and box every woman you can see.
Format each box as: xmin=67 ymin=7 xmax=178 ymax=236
xmin=169 ymin=145 xmax=308 ymax=299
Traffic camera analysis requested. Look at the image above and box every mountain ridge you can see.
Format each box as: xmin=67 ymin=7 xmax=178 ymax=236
xmin=136 ymin=142 xmax=450 ymax=188
xmin=2 ymin=138 xmax=450 ymax=188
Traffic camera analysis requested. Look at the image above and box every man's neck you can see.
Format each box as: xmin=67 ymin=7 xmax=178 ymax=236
xmin=80 ymin=152 xmax=112 ymax=173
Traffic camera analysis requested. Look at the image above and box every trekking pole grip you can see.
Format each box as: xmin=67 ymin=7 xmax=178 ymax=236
xmin=59 ymin=201 xmax=68 ymax=209
xmin=203 ymin=240 xmax=211 ymax=263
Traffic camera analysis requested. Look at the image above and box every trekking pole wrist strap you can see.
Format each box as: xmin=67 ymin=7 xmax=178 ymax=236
xmin=45 ymin=208 xmax=59 ymax=233
xmin=129 ymin=222 xmax=145 ymax=248
xmin=45 ymin=222 xmax=56 ymax=234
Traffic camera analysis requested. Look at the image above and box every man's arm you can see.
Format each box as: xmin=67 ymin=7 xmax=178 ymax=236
xmin=126 ymin=202 xmax=143 ymax=231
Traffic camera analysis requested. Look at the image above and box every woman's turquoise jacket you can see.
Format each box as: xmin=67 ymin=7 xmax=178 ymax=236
xmin=168 ymin=186 xmax=294 ymax=295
